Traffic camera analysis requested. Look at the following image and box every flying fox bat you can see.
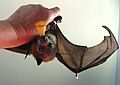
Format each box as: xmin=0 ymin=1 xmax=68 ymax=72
xmin=6 ymin=16 xmax=119 ymax=77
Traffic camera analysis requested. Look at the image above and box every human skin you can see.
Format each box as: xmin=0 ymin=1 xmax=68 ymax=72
xmin=0 ymin=4 xmax=60 ymax=48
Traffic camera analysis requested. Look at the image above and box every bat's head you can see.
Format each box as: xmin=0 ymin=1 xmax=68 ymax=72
xmin=32 ymin=16 xmax=61 ymax=65
xmin=32 ymin=35 xmax=56 ymax=63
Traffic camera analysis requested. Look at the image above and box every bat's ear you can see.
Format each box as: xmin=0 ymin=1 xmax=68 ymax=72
xmin=31 ymin=42 xmax=43 ymax=66
xmin=35 ymin=58 xmax=42 ymax=66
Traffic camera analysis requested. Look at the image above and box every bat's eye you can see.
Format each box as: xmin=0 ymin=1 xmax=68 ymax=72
xmin=38 ymin=46 xmax=44 ymax=51
xmin=48 ymin=43 xmax=52 ymax=48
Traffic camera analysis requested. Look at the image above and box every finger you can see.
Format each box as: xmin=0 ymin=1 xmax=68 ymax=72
xmin=47 ymin=7 xmax=60 ymax=24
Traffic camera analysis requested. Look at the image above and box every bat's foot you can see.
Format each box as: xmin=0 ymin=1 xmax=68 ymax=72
xmin=75 ymin=73 xmax=79 ymax=79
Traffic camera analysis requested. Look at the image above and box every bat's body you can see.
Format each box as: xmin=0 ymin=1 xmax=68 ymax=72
xmin=6 ymin=16 xmax=119 ymax=76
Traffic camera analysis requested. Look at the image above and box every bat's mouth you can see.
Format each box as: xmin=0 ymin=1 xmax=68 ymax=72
xmin=41 ymin=54 xmax=55 ymax=62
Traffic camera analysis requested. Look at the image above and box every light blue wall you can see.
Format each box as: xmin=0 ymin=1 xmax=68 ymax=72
xmin=0 ymin=0 xmax=119 ymax=85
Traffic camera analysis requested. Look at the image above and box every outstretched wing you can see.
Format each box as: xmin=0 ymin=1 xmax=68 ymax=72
xmin=55 ymin=25 xmax=119 ymax=74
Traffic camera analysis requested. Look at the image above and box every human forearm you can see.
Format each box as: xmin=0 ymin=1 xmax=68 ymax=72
xmin=0 ymin=20 xmax=36 ymax=48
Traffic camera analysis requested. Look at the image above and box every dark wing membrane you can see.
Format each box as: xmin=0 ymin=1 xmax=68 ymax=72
xmin=55 ymin=25 xmax=119 ymax=73
xmin=6 ymin=41 xmax=33 ymax=54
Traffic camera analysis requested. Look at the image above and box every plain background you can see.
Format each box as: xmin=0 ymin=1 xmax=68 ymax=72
xmin=0 ymin=0 xmax=119 ymax=85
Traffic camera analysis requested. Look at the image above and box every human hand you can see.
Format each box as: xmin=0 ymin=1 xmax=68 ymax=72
xmin=4 ymin=4 xmax=60 ymax=47
xmin=7 ymin=4 xmax=60 ymax=42
xmin=7 ymin=4 xmax=60 ymax=25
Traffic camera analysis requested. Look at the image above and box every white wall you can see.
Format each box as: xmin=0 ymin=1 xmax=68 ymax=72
xmin=115 ymin=0 xmax=120 ymax=85
xmin=0 ymin=0 xmax=119 ymax=85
